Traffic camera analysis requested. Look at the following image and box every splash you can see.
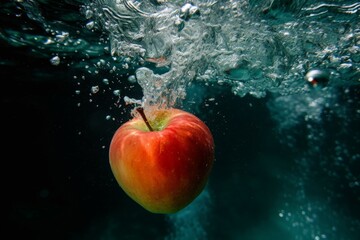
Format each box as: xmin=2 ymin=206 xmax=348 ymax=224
xmin=2 ymin=1 xmax=359 ymax=239
xmin=83 ymin=0 xmax=360 ymax=108
xmin=5 ymin=0 xmax=359 ymax=107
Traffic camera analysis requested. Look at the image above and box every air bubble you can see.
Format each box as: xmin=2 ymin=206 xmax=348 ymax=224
xmin=102 ymin=78 xmax=109 ymax=85
xmin=305 ymin=69 xmax=329 ymax=87
xmin=86 ymin=21 xmax=95 ymax=30
xmin=91 ymin=86 xmax=99 ymax=94
xmin=124 ymin=96 xmax=142 ymax=105
xmin=113 ymin=90 xmax=120 ymax=96
xmin=50 ymin=56 xmax=60 ymax=66
xmin=128 ymin=75 xmax=136 ymax=83
xmin=85 ymin=10 xmax=93 ymax=19
xmin=122 ymin=63 xmax=129 ymax=69
xmin=44 ymin=38 xmax=54 ymax=45
xmin=55 ymin=32 xmax=69 ymax=42
xmin=97 ymin=59 xmax=106 ymax=67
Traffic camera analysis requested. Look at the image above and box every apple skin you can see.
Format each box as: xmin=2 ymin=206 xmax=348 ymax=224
xmin=109 ymin=108 xmax=214 ymax=214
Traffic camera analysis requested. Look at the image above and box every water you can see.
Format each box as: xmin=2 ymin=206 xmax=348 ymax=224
xmin=2 ymin=0 xmax=359 ymax=239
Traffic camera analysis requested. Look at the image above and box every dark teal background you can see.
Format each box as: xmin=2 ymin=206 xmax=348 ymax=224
xmin=2 ymin=0 xmax=359 ymax=239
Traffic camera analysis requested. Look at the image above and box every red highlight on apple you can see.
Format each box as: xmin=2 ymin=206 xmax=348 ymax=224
xmin=109 ymin=107 xmax=215 ymax=214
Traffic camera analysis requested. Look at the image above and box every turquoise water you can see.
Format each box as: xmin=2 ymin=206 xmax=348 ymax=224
xmin=2 ymin=0 xmax=359 ymax=239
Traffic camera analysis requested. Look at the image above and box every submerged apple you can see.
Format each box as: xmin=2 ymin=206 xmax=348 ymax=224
xmin=109 ymin=107 xmax=214 ymax=214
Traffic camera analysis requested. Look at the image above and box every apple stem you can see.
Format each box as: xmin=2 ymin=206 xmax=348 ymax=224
xmin=136 ymin=107 xmax=154 ymax=132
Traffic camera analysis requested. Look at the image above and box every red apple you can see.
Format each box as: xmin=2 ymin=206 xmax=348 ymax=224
xmin=109 ymin=107 xmax=214 ymax=214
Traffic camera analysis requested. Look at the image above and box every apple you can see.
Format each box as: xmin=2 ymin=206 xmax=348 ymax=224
xmin=109 ymin=107 xmax=214 ymax=214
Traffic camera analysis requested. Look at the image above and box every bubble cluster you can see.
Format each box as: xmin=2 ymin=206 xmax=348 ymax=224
xmin=84 ymin=0 xmax=359 ymax=106
xmin=268 ymin=86 xmax=360 ymax=240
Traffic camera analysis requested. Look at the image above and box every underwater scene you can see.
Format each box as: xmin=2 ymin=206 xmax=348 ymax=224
xmin=2 ymin=0 xmax=359 ymax=239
